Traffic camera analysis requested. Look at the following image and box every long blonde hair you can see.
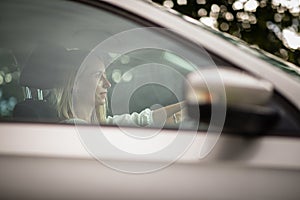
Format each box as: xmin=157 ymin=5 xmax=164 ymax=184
xmin=53 ymin=66 xmax=107 ymax=124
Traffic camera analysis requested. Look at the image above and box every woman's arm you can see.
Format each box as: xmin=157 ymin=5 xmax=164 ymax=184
xmin=103 ymin=101 xmax=185 ymax=127
xmin=152 ymin=101 xmax=185 ymax=125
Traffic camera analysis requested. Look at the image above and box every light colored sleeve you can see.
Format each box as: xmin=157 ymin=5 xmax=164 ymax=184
xmin=106 ymin=108 xmax=153 ymax=127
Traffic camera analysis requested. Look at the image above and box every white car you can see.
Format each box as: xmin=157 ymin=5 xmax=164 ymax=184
xmin=0 ymin=0 xmax=300 ymax=199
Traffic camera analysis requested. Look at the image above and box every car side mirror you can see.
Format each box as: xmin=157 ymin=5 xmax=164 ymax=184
xmin=185 ymin=68 xmax=280 ymax=135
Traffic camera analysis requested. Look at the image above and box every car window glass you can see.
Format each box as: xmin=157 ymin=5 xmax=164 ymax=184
xmin=0 ymin=0 xmax=216 ymax=129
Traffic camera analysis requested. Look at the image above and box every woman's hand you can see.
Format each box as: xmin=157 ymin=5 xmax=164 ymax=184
xmin=165 ymin=108 xmax=187 ymax=126
xmin=152 ymin=101 xmax=186 ymax=126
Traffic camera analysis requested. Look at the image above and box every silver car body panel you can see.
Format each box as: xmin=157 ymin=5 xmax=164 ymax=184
xmin=0 ymin=123 xmax=300 ymax=199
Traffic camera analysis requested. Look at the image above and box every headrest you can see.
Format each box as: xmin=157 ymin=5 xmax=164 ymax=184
xmin=13 ymin=99 xmax=58 ymax=122
xmin=20 ymin=43 xmax=88 ymax=89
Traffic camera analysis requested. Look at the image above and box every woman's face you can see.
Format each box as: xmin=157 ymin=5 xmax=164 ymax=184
xmin=95 ymin=68 xmax=111 ymax=106
xmin=76 ymin=56 xmax=111 ymax=107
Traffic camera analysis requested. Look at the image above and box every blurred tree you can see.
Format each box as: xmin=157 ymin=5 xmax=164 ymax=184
xmin=152 ymin=0 xmax=300 ymax=66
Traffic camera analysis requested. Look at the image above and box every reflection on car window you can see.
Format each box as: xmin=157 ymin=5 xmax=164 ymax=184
xmin=0 ymin=0 xmax=215 ymax=129
xmin=0 ymin=49 xmax=21 ymax=118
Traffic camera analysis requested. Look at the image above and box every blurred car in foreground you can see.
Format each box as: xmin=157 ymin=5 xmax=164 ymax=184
xmin=0 ymin=0 xmax=300 ymax=199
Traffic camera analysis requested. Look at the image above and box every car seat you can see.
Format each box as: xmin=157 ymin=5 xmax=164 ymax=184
xmin=13 ymin=43 xmax=75 ymax=123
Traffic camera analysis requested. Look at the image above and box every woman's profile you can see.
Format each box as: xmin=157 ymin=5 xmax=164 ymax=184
xmin=53 ymin=50 xmax=184 ymax=127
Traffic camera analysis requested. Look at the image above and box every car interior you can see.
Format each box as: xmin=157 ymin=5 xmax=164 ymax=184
xmin=0 ymin=0 xmax=299 ymax=135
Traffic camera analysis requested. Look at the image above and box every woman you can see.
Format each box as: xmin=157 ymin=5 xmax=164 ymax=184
xmin=53 ymin=52 xmax=184 ymax=126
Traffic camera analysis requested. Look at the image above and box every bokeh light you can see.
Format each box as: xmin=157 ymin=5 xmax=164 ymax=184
xmin=112 ymin=69 xmax=122 ymax=83
xmin=233 ymin=1 xmax=244 ymax=10
xmin=122 ymin=71 xmax=133 ymax=82
xmin=211 ymin=4 xmax=220 ymax=13
xmin=196 ymin=0 xmax=206 ymax=4
xmin=220 ymin=22 xmax=230 ymax=31
xmin=225 ymin=12 xmax=234 ymax=21
xmin=200 ymin=17 xmax=218 ymax=28
xmin=5 ymin=73 xmax=12 ymax=83
xmin=282 ymin=28 xmax=300 ymax=50
xmin=177 ymin=0 xmax=188 ymax=5
xmin=244 ymin=0 xmax=259 ymax=12
xmin=163 ymin=0 xmax=174 ymax=8
xmin=120 ymin=55 xmax=130 ymax=64
xmin=198 ymin=8 xmax=207 ymax=17
xmin=0 ymin=75 xmax=3 ymax=85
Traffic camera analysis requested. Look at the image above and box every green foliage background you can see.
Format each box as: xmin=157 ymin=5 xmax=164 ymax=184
xmin=152 ymin=0 xmax=300 ymax=66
